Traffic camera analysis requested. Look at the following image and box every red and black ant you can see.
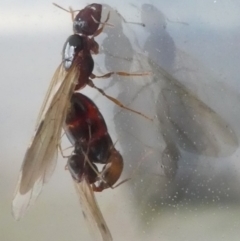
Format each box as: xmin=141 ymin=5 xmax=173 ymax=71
xmin=12 ymin=5 xmax=148 ymax=240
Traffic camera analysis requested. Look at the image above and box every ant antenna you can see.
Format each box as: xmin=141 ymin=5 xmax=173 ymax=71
xmin=115 ymin=10 xmax=145 ymax=27
xmin=53 ymin=3 xmax=79 ymax=21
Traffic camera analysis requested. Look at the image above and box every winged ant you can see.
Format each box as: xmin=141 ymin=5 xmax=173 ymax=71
xmin=12 ymin=5 xmax=146 ymax=240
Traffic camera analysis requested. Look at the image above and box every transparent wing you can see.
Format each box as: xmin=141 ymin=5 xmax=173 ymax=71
xmin=12 ymin=64 xmax=80 ymax=220
xmin=35 ymin=64 xmax=65 ymax=125
xmin=73 ymin=177 xmax=113 ymax=241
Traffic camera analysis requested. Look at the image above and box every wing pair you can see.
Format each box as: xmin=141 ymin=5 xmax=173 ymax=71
xmin=12 ymin=62 xmax=112 ymax=240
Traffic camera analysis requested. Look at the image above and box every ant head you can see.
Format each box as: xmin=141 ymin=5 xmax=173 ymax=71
xmin=73 ymin=4 xmax=102 ymax=36
xmin=53 ymin=3 xmax=103 ymax=36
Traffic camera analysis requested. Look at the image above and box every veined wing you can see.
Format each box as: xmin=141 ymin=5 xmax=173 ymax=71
xmin=35 ymin=64 xmax=65 ymax=126
xmin=12 ymin=64 xmax=80 ymax=220
xmin=73 ymin=177 xmax=113 ymax=241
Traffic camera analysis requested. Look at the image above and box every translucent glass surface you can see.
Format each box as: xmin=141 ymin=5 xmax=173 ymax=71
xmin=1 ymin=0 xmax=240 ymax=240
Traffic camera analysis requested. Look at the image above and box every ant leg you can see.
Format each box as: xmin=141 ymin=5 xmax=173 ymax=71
xmin=92 ymin=11 xmax=112 ymax=38
xmin=115 ymin=10 xmax=145 ymax=27
xmin=111 ymin=178 xmax=131 ymax=189
xmin=88 ymin=79 xmax=152 ymax=121
xmin=81 ymin=151 xmax=99 ymax=176
xmin=58 ymin=143 xmax=73 ymax=159
xmin=81 ymin=149 xmax=107 ymax=186
xmin=79 ymin=125 xmax=106 ymax=183
xmin=58 ymin=144 xmax=73 ymax=171
xmin=91 ymin=71 xmax=150 ymax=79
xmin=58 ymin=129 xmax=74 ymax=158
xmin=92 ymin=177 xmax=131 ymax=192
xmin=58 ymin=143 xmax=65 ymax=158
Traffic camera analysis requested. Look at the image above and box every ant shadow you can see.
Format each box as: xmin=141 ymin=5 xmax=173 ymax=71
xmin=99 ymin=3 xmax=240 ymax=221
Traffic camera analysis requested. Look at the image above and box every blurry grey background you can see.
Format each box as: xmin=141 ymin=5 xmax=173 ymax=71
xmin=1 ymin=0 xmax=240 ymax=240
